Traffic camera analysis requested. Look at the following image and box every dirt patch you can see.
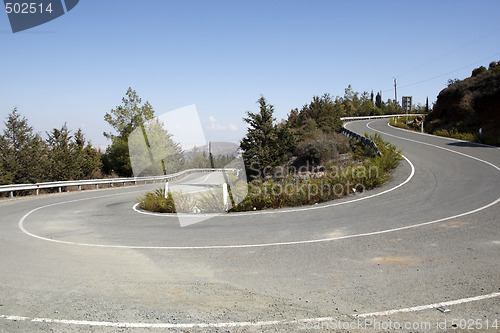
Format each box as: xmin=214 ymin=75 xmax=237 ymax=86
xmin=370 ymin=256 xmax=423 ymax=266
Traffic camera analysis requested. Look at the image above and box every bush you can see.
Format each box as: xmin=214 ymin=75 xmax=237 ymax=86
xmin=137 ymin=188 xmax=176 ymax=213
xmin=229 ymin=134 xmax=400 ymax=212
xmin=294 ymin=133 xmax=349 ymax=166
xmin=137 ymin=134 xmax=402 ymax=214
xmin=433 ymin=129 xmax=478 ymax=142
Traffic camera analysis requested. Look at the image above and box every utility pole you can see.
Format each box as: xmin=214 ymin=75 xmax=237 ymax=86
xmin=393 ymin=78 xmax=397 ymax=109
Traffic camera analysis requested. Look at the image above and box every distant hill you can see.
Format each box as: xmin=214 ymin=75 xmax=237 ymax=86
xmin=183 ymin=142 xmax=240 ymax=159
xmin=426 ymin=61 xmax=500 ymax=145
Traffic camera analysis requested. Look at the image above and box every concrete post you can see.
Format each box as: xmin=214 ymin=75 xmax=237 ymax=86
xmin=223 ymin=183 xmax=229 ymax=211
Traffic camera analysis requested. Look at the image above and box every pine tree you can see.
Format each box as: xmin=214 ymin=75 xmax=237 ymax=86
xmin=73 ymin=128 xmax=102 ymax=179
xmin=103 ymin=88 xmax=155 ymax=176
xmin=46 ymin=124 xmax=76 ymax=181
xmin=240 ymin=97 xmax=293 ymax=178
xmin=375 ymin=92 xmax=383 ymax=109
xmin=0 ymin=109 xmax=47 ymax=184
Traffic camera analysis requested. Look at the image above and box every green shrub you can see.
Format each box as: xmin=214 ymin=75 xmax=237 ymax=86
xmin=137 ymin=188 xmax=176 ymax=213
xmin=137 ymin=134 xmax=402 ymax=214
xmin=433 ymin=129 xmax=478 ymax=142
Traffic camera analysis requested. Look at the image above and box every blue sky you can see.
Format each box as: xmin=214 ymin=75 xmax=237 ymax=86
xmin=1 ymin=0 xmax=499 ymax=148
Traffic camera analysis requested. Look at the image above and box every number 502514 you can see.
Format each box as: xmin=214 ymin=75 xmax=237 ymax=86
xmin=5 ymin=2 xmax=54 ymax=14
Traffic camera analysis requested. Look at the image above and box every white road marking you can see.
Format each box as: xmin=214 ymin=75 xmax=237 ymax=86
xmin=354 ymin=292 xmax=500 ymax=318
xmin=199 ymin=173 xmax=212 ymax=183
xmin=364 ymin=121 xmax=499 ymax=172
xmin=18 ymin=156 xmax=416 ymax=248
xmin=17 ymin=166 xmax=500 ymax=250
xmin=133 ymin=155 xmax=416 ymax=217
xmin=17 ymin=121 xmax=499 ymax=249
xmin=8 ymin=120 xmax=500 ymax=329
xmin=0 ymin=314 xmax=288 ymax=328
xmin=387 ymin=122 xmax=500 ymax=150
xmin=2 ymin=292 xmax=499 ymax=328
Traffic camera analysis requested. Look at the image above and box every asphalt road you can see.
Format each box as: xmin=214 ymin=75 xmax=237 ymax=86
xmin=0 ymin=119 xmax=499 ymax=332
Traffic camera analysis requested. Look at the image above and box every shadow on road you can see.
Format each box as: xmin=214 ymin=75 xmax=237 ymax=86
xmin=447 ymin=141 xmax=497 ymax=148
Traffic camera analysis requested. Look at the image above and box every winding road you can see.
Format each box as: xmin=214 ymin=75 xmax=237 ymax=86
xmin=0 ymin=119 xmax=499 ymax=332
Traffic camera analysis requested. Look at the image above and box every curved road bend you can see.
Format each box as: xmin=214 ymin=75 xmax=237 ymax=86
xmin=0 ymin=118 xmax=498 ymax=332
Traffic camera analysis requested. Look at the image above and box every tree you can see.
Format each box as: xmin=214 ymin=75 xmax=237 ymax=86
xmin=46 ymin=124 xmax=75 ymax=181
xmin=240 ymin=97 xmax=292 ymax=178
xmin=128 ymin=117 xmax=184 ymax=176
xmin=103 ymin=88 xmax=156 ymax=176
xmin=102 ymin=135 xmax=131 ymax=176
xmin=72 ymin=128 xmax=102 ymax=179
xmin=471 ymin=66 xmax=486 ymax=77
xmin=45 ymin=125 xmax=103 ymax=181
xmin=359 ymin=91 xmax=373 ymax=116
xmin=275 ymin=122 xmax=296 ymax=163
xmin=0 ymin=109 xmax=47 ymax=184
xmin=343 ymin=85 xmax=360 ymax=116
xmin=185 ymin=147 xmax=210 ymax=169
xmin=287 ymin=108 xmax=301 ymax=128
xmin=104 ymin=88 xmax=155 ymax=138
xmin=375 ymin=92 xmax=383 ymax=109
xmin=291 ymin=94 xmax=343 ymax=135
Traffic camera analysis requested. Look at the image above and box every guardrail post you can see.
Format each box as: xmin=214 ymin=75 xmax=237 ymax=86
xmin=78 ymin=185 xmax=82 ymax=191
xmin=36 ymin=188 xmax=39 ymax=195
xmin=10 ymin=191 xmax=13 ymax=198
xmin=96 ymin=184 xmax=99 ymax=189
xmin=58 ymin=187 xmax=62 ymax=193
xmin=223 ymin=183 xmax=229 ymax=211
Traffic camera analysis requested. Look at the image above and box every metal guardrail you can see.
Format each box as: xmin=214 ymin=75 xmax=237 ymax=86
xmin=340 ymin=114 xmax=425 ymax=121
xmin=0 ymin=168 xmax=235 ymax=198
xmin=1 ymin=115 xmax=420 ymax=198
xmin=341 ymin=127 xmax=382 ymax=156
xmin=339 ymin=114 xmax=425 ymax=156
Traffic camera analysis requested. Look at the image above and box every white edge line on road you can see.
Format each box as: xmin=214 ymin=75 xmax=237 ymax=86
xmin=2 ymin=292 xmax=499 ymax=328
xmin=365 ymin=121 xmax=499 ymax=172
xmin=386 ymin=121 xmax=500 ymax=150
xmin=132 ymin=155 xmax=416 ymax=218
xmin=9 ymin=119 xmax=500 ymax=328
xmin=354 ymin=292 xmax=500 ymax=318
xmin=18 ymin=156 xmax=416 ymax=249
xmin=18 ymin=119 xmax=499 ymax=250
xmin=17 ymin=157 xmax=500 ymax=250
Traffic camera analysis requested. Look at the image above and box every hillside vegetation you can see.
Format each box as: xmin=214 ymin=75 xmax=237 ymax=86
xmin=139 ymin=91 xmax=403 ymax=213
xmin=426 ymin=61 xmax=500 ymax=145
